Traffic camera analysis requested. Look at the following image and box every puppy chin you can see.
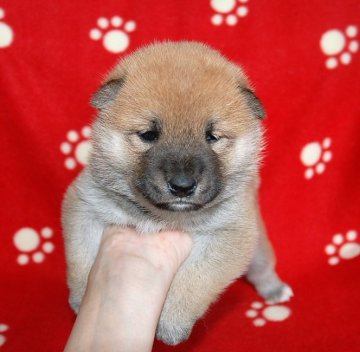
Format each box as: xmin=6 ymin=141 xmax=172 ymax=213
xmin=155 ymin=202 xmax=203 ymax=212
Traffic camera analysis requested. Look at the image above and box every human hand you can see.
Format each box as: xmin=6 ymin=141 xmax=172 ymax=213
xmin=65 ymin=226 xmax=192 ymax=352
xmin=93 ymin=226 xmax=192 ymax=285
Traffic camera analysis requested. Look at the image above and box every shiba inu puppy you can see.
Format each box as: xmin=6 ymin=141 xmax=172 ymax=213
xmin=62 ymin=41 xmax=293 ymax=345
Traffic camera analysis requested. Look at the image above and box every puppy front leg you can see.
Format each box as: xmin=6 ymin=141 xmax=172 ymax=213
xmin=246 ymin=206 xmax=294 ymax=303
xmin=62 ymin=185 xmax=104 ymax=313
xmin=156 ymin=230 xmax=255 ymax=345
xmin=66 ymin=246 xmax=97 ymax=313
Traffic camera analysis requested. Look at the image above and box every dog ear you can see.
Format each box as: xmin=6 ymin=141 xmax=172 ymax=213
xmin=241 ymin=87 xmax=266 ymax=119
xmin=91 ymin=78 xmax=125 ymax=109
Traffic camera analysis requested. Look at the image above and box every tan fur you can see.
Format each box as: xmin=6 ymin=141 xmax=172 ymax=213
xmin=62 ymin=41 xmax=292 ymax=345
xmin=106 ymin=42 xmax=252 ymax=134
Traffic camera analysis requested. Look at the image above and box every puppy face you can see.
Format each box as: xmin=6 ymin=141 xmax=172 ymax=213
xmin=89 ymin=42 xmax=264 ymax=216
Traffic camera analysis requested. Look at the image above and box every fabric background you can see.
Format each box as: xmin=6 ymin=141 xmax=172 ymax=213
xmin=1 ymin=0 xmax=359 ymax=351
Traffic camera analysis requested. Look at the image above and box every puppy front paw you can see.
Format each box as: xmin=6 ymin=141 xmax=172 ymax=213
xmin=69 ymin=296 xmax=81 ymax=314
xmin=156 ymin=319 xmax=194 ymax=345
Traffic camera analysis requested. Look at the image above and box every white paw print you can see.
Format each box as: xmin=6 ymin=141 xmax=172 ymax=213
xmin=325 ymin=230 xmax=360 ymax=266
xmin=300 ymin=137 xmax=332 ymax=179
xmin=60 ymin=126 xmax=92 ymax=170
xmin=0 ymin=8 xmax=14 ymax=48
xmin=320 ymin=25 xmax=359 ymax=69
xmin=89 ymin=16 xmax=136 ymax=53
xmin=0 ymin=323 xmax=9 ymax=347
xmin=13 ymin=227 xmax=55 ymax=265
xmin=210 ymin=0 xmax=249 ymax=26
xmin=245 ymin=301 xmax=291 ymax=327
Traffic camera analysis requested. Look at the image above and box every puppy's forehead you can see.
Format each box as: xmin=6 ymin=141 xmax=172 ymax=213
xmin=107 ymin=42 xmax=251 ymax=132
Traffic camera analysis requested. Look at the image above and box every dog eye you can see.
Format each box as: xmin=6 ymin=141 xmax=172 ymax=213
xmin=206 ymin=131 xmax=219 ymax=144
xmin=138 ymin=130 xmax=159 ymax=142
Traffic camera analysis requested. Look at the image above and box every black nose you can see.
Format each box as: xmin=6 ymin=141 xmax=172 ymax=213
xmin=168 ymin=177 xmax=197 ymax=197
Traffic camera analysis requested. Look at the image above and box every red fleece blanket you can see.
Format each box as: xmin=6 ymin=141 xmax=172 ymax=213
xmin=1 ymin=0 xmax=359 ymax=351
